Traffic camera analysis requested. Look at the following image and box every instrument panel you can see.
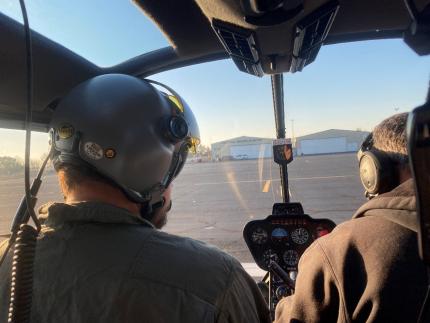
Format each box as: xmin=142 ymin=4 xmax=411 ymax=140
xmin=243 ymin=203 xmax=336 ymax=272
xmin=243 ymin=203 xmax=336 ymax=312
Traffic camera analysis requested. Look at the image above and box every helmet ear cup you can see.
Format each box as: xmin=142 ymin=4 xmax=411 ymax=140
xmin=358 ymin=150 xmax=396 ymax=196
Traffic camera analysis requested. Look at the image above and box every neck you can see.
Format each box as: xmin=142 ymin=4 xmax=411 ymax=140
xmin=398 ymin=165 xmax=412 ymax=185
xmin=65 ymin=180 xmax=140 ymax=215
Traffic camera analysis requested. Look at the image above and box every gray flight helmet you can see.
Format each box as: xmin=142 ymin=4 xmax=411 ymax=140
xmin=50 ymin=73 xmax=200 ymax=205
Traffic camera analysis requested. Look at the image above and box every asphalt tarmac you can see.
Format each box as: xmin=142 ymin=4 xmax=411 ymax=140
xmin=0 ymin=153 xmax=366 ymax=263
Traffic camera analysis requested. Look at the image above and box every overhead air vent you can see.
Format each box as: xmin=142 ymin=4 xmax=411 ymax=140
xmin=212 ymin=20 xmax=264 ymax=77
xmin=290 ymin=1 xmax=339 ymax=73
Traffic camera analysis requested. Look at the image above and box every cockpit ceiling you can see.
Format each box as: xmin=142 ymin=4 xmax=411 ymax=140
xmin=135 ymin=0 xmax=429 ymax=74
xmin=132 ymin=0 xmax=225 ymax=56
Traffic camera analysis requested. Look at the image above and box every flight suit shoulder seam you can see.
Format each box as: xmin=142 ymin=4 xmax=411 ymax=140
xmin=214 ymin=259 xmax=237 ymax=322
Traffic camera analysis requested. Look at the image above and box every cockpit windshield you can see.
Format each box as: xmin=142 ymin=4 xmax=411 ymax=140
xmin=0 ymin=5 xmax=429 ymax=270
xmin=146 ymin=42 xmax=429 ymax=263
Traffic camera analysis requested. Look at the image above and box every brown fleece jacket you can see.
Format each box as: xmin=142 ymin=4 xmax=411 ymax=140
xmin=275 ymin=179 xmax=428 ymax=323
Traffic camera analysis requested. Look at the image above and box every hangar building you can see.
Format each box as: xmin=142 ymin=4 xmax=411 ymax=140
xmin=211 ymin=130 xmax=369 ymax=160
xmin=211 ymin=136 xmax=273 ymax=160
xmin=295 ymin=129 xmax=369 ymax=155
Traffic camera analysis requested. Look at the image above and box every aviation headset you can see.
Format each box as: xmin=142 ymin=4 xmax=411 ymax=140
xmin=356 ymin=133 xmax=402 ymax=198
xmin=50 ymin=74 xmax=200 ymax=216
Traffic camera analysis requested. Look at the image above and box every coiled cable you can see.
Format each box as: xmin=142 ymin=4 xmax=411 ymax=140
xmin=7 ymin=224 xmax=38 ymax=323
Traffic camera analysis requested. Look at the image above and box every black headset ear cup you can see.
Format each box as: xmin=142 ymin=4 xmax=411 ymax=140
xmin=359 ymin=150 xmax=396 ymax=196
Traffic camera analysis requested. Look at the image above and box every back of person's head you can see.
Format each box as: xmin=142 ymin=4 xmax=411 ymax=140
xmin=49 ymin=74 xmax=200 ymax=210
xmin=55 ymin=162 xmax=114 ymax=198
xmin=358 ymin=112 xmax=410 ymax=198
xmin=372 ymin=112 xmax=408 ymax=164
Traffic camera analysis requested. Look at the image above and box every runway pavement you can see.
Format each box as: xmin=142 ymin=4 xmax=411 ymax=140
xmin=0 ymin=153 xmax=366 ymax=264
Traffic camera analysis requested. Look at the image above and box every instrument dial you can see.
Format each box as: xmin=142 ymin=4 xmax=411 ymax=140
xmin=291 ymin=227 xmax=309 ymax=244
xmin=262 ymin=249 xmax=279 ymax=266
xmin=283 ymin=250 xmax=299 ymax=267
xmin=251 ymin=227 xmax=268 ymax=244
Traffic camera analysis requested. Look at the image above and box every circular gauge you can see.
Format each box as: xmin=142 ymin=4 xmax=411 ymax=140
xmin=271 ymin=227 xmax=288 ymax=243
xmin=262 ymin=249 xmax=279 ymax=266
xmin=251 ymin=227 xmax=268 ymax=245
xmin=283 ymin=250 xmax=299 ymax=267
xmin=291 ymin=228 xmax=309 ymax=245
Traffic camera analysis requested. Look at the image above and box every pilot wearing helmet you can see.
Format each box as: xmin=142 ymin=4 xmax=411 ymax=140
xmin=0 ymin=74 xmax=270 ymax=323
xmin=275 ymin=113 xmax=428 ymax=322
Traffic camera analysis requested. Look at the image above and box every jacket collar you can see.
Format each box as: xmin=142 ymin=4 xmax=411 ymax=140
xmin=38 ymin=202 xmax=155 ymax=229
xmin=352 ymin=179 xmax=417 ymax=232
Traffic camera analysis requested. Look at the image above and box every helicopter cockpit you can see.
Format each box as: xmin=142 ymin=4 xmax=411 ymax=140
xmin=0 ymin=0 xmax=430 ymax=322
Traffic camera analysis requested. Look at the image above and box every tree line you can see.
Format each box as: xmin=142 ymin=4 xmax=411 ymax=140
xmin=0 ymin=156 xmax=48 ymax=175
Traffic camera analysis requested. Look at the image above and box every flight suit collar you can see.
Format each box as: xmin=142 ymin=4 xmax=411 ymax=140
xmin=38 ymin=201 xmax=155 ymax=229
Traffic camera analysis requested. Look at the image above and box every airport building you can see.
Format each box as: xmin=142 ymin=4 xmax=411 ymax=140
xmin=211 ymin=136 xmax=273 ymax=161
xmin=211 ymin=130 xmax=369 ymax=160
xmin=295 ymin=129 xmax=369 ymax=155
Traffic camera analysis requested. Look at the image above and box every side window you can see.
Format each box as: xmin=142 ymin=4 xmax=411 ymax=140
xmin=0 ymin=130 xmax=55 ymax=234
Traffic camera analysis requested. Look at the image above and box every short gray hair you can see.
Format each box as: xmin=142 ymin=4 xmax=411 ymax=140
xmin=373 ymin=112 xmax=408 ymax=164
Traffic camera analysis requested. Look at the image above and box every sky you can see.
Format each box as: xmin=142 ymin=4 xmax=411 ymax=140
xmin=0 ymin=0 xmax=429 ymax=158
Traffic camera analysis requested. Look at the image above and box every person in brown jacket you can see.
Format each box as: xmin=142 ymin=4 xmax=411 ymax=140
xmin=0 ymin=74 xmax=271 ymax=323
xmin=275 ymin=112 xmax=428 ymax=323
